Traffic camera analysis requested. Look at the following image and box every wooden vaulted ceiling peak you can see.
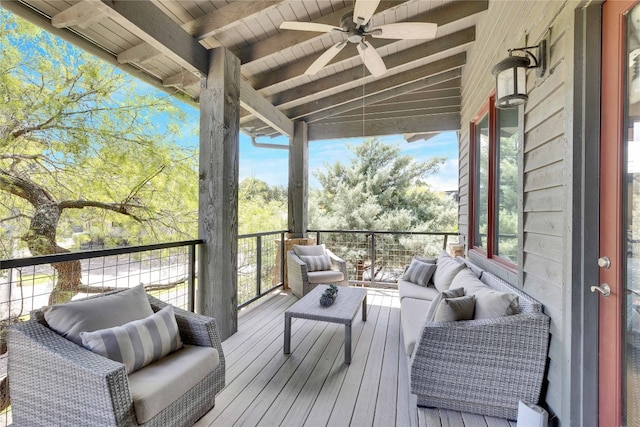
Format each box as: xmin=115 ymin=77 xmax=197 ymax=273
xmin=4 ymin=0 xmax=488 ymax=141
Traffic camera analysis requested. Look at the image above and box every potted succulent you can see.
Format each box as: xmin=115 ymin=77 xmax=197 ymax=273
xmin=319 ymin=284 xmax=339 ymax=306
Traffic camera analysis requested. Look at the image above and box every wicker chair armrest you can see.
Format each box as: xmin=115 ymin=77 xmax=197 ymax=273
xmin=326 ymin=249 xmax=348 ymax=286
xmin=410 ymin=312 xmax=550 ymax=410
xmin=8 ymin=320 xmax=136 ymax=426
xmin=287 ymin=251 xmax=310 ymax=295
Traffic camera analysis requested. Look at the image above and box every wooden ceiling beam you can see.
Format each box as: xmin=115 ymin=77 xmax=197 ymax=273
xmin=286 ymin=53 xmax=465 ymax=121
xmin=95 ymin=0 xmax=209 ymax=76
xmin=239 ymin=80 xmax=294 ymax=137
xmin=51 ymin=0 xmax=113 ymax=29
xmin=186 ymin=1 xmax=284 ymax=41
xmin=233 ymin=1 xmax=401 ymax=64
xmin=369 ymin=85 xmax=461 ymax=106
xmin=311 ymin=105 xmax=460 ymax=125
xmin=248 ymin=0 xmax=487 ymax=87
xmin=242 ymin=55 xmax=463 ymax=134
xmin=266 ymin=27 xmax=473 ymax=108
xmin=319 ymin=97 xmax=461 ymax=120
xmin=307 ymin=112 xmax=460 ymax=140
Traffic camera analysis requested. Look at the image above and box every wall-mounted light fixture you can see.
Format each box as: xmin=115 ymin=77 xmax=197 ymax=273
xmin=492 ymin=40 xmax=547 ymax=109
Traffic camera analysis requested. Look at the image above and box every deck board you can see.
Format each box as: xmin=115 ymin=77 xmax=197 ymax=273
xmin=195 ymin=287 xmax=515 ymax=427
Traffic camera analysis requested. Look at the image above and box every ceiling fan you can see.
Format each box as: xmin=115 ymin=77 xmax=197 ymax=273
xmin=279 ymin=0 xmax=437 ymax=77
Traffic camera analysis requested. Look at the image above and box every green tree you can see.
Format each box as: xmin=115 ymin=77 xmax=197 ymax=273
xmin=309 ymin=138 xmax=457 ymax=280
xmin=238 ymin=177 xmax=287 ymax=234
xmin=0 ymin=11 xmax=198 ymax=303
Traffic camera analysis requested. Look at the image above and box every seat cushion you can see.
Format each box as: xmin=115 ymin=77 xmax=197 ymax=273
xmin=400 ymin=297 xmax=430 ymax=357
xmin=43 ymin=285 xmax=154 ymax=346
xmin=80 ymin=305 xmax=183 ymax=374
xmin=128 ymin=345 xmax=219 ymax=424
xmin=308 ymin=270 xmax=344 ymax=284
xmin=397 ymin=278 xmax=439 ymax=301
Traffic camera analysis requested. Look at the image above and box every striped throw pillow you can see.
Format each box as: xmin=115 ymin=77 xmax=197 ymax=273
xmin=402 ymin=258 xmax=437 ymax=287
xmin=300 ymin=254 xmax=332 ymax=272
xmin=80 ymin=305 xmax=183 ymax=374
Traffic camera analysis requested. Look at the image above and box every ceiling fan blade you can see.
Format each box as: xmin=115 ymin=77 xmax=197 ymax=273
xmin=357 ymin=40 xmax=387 ymax=77
xmin=353 ymin=0 xmax=380 ymax=26
xmin=279 ymin=21 xmax=342 ymax=33
xmin=305 ymin=41 xmax=348 ymax=75
xmin=370 ymin=22 xmax=438 ymax=40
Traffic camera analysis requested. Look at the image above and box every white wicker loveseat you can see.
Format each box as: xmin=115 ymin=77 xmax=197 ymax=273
xmin=287 ymin=244 xmax=348 ymax=298
xmin=8 ymin=285 xmax=225 ymax=426
xmin=399 ymin=253 xmax=550 ymax=420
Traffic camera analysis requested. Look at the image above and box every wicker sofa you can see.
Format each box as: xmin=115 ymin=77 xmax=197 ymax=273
xmin=399 ymin=253 xmax=550 ymax=420
xmin=8 ymin=287 xmax=225 ymax=426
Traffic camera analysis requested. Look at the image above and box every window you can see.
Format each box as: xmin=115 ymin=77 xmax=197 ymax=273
xmin=470 ymin=97 xmax=520 ymax=268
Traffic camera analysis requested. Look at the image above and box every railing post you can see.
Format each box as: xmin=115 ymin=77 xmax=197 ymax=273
xmin=256 ymin=235 xmax=262 ymax=299
xmin=315 ymin=231 xmax=321 ymax=245
xmin=443 ymin=234 xmax=449 ymax=250
xmin=188 ymin=244 xmax=196 ymax=312
xmin=370 ymin=232 xmax=376 ymax=287
xmin=280 ymin=232 xmax=285 ymax=285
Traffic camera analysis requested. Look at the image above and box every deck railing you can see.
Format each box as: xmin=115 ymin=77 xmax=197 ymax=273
xmin=309 ymin=229 xmax=459 ymax=287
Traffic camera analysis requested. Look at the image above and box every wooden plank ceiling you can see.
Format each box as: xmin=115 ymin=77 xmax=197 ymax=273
xmin=5 ymin=0 xmax=487 ymax=141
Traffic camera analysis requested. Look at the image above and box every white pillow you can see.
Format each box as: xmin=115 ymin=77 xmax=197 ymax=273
xmin=43 ymin=285 xmax=154 ymax=346
xmin=452 ymin=269 xmax=519 ymax=319
xmin=80 ymin=305 xmax=183 ymax=374
xmin=300 ymin=254 xmax=332 ymax=271
xmin=432 ymin=252 xmax=466 ymax=291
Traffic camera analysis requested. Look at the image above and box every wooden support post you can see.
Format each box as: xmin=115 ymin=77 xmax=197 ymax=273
xmin=288 ymin=121 xmax=308 ymax=238
xmin=198 ymin=47 xmax=240 ymax=340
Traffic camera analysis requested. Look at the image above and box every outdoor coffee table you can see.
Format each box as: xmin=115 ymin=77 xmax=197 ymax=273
xmin=284 ymin=285 xmax=367 ymax=364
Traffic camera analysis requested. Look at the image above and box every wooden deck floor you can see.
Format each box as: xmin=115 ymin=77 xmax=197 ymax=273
xmin=194 ymin=287 xmax=516 ymax=427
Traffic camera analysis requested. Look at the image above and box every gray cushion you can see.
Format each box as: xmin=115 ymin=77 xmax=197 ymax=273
xmin=402 ymin=259 xmax=436 ymax=287
xmin=432 ymin=295 xmax=475 ymax=322
xmin=397 ymin=278 xmax=439 ymax=301
xmin=43 ymin=285 xmax=154 ymax=346
xmin=80 ymin=305 xmax=183 ymax=374
xmin=128 ymin=345 xmax=219 ymax=424
xmin=308 ymin=270 xmax=344 ymax=284
xmin=400 ymin=297 xmax=430 ymax=357
xmin=293 ymin=244 xmax=326 ymax=256
xmin=300 ymin=254 xmax=332 ymax=271
xmin=452 ymin=269 xmax=519 ymax=319
xmin=414 ymin=256 xmax=437 ymax=264
xmin=425 ymin=287 xmax=465 ymax=322
xmin=432 ymin=252 xmax=466 ymax=291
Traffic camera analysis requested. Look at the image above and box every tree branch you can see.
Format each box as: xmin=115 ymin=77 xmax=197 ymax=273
xmin=58 ymin=199 xmax=145 ymax=222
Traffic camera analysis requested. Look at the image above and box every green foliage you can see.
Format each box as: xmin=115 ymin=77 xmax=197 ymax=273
xmin=309 ymin=138 xmax=457 ymax=232
xmin=238 ymin=177 xmax=287 ymax=234
xmin=309 ymin=138 xmax=458 ymax=280
xmin=0 ymin=10 xmax=198 ymax=258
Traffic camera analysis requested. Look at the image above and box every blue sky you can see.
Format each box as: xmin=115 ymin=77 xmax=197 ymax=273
xmin=240 ymin=132 xmax=459 ymax=191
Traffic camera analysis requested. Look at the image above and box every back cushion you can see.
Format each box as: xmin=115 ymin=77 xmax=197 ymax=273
xmin=451 ymin=269 xmax=519 ymax=319
xmin=43 ymin=285 xmax=154 ymax=346
xmin=432 ymin=252 xmax=466 ymax=291
xmin=293 ymin=244 xmax=326 ymax=257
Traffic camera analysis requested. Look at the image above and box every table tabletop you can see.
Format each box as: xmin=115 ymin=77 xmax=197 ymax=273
xmin=285 ymin=285 xmax=367 ymax=324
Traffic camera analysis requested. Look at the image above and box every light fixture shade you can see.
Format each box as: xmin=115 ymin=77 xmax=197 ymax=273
xmin=492 ymin=55 xmax=530 ymax=108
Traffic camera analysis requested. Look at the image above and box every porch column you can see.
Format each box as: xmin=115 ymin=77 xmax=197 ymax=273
xmin=288 ymin=121 xmax=308 ymax=237
xmin=198 ymin=47 xmax=239 ymax=340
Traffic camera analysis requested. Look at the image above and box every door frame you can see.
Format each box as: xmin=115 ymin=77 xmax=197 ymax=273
xmin=600 ymin=1 xmax=635 ymax=425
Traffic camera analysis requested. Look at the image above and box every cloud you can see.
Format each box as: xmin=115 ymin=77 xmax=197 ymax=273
xmin=426 ymin=158 xmax=459 ymax=191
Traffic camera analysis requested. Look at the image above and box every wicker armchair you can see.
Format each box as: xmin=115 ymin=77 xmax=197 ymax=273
xmin=409 ymin=268 xmax=550 ymax=420
xmin=8 ymin=291 xmax=225 ymax=427
xmin=287 ymin=247 xmax=348 ymax=298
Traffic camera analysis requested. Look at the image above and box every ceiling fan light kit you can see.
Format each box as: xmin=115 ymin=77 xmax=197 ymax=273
xmin=279 ymin=0 xmax=437 ymax=77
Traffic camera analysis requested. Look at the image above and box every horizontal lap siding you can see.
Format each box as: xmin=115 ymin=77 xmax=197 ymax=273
xmin=459 ymin=1 xmax=575 ymax=423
